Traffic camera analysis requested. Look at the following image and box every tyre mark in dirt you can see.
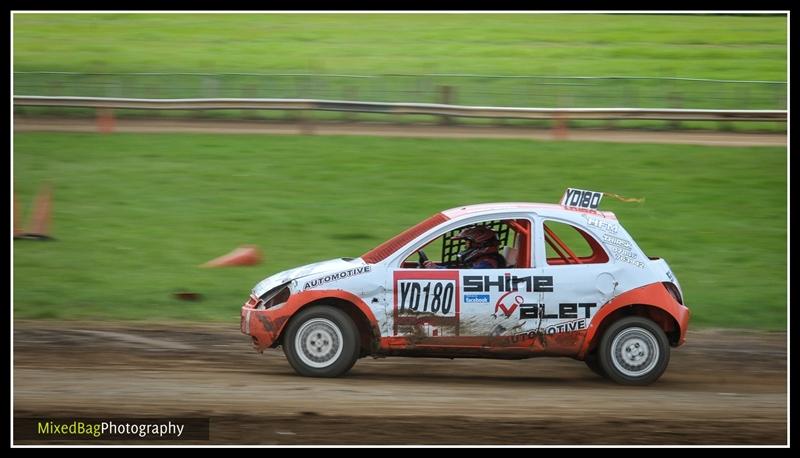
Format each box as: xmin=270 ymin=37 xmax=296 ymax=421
xmin=13 ymin=321 xmax=787 ymax=445
xmin=70 ymin=329 xmax=193 ymax=351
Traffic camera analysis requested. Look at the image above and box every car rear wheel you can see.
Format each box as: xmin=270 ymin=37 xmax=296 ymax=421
xmin=598 ymin=316 xmax=670 ymax=386
xmin=283 ymin=305 xmax=360 ymax=377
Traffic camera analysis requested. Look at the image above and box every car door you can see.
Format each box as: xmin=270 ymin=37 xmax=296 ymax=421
xmin=459 ymin=265 xmax=550 ymax=345
xmin=389 ymin=217 xmax=547 ymax=348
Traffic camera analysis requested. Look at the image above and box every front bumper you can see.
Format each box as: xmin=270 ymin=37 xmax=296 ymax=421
xmin=241 ymin=297 xmax=291 ymax=352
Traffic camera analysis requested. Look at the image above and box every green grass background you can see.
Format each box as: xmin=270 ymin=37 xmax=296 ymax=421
xmin=13 ymin=14 xmax=788 ymax=131
xmin=13 ymin=14 xmax=787 ymax=329
xmin=13 ymin=133 xmax=786 ymax=329
xmin=13 ymin=13 xmax=787 ymax=79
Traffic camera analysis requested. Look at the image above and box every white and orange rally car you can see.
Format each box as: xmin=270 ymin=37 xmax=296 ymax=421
xmin=241 ymin=189 xmax=690 ymax=385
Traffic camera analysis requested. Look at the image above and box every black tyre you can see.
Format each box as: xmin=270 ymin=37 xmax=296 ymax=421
xmin=598 ymin=316 xmax=670 ymax=386
xmin=584 ymin=352 xmax=607 ymax=378
xmin=283 ymin=305 xmax=360 ymax=377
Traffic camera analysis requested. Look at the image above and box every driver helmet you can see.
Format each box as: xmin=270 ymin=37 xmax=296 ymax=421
xmin=453 ymin=226 xmax=500 ymax=265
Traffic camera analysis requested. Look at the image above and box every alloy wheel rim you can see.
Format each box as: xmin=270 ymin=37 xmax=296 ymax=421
xmin=610 ymin=327 xmax=659 ymax=377
xmin=295 ymin=318 xmax=344 ymax=368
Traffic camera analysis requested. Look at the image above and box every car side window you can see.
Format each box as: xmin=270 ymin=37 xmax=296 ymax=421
xmin=400 ymin=219 xmax=531 ymax=269
xmin=543 ymin=220 xmax=609 ymax=265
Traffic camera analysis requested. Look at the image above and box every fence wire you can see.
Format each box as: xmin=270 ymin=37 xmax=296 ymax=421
xmin=13 ymin=72 xmax=787 ymax=110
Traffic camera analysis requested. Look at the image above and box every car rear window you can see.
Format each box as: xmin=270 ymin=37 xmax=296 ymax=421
xmin=544 ymin=220 xmax=609 ymax=265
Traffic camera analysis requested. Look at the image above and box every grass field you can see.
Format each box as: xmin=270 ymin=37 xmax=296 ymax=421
xmin=13 ymin=14 xmax=788 ymax=133
xmin=13 ymin=132 xmax=786 ymax=329
xmin=13 ymin=14 xmax=787 ymax=79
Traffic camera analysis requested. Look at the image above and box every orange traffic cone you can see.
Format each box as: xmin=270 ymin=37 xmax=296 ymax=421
xmin=22 ymin=183 xmax=54 ymax=240
xmin=201 ymin=245 xmax=262 ymax=267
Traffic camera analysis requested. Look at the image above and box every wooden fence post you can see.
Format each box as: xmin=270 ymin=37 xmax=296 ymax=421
xmin=439 ymin=85 xmax=455 ymax=125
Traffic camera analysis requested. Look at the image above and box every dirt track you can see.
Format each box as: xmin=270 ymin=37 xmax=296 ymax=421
xmin=13 ymin=116 xmax=787 ymax=147
xmin=13 ymin=321 xmax=787 ymax=445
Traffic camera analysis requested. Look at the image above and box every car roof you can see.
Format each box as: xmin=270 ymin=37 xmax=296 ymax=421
xmin=441 ymin=202 xmax=618 ymax=221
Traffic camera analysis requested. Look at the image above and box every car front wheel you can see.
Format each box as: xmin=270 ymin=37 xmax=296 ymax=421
xmin=283 ymin=305 xmax=360 ymax=377
xmin=598 ymin=316 xmax=670 ymax=385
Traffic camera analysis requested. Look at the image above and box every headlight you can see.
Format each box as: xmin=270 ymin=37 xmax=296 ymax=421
xmin=256 ymin=282 xmax=292 ymax=310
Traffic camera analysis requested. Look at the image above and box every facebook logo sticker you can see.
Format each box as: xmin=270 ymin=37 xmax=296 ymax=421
xmin=464 ymin=294 xmax=490 ymax=304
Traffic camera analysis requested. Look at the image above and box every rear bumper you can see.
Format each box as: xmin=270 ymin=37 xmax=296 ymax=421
xmin=675 ymin=303 xmax=691 ymax=346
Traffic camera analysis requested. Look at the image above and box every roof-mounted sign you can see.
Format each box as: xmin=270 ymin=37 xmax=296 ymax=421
xmin=560 ymin=188 xmax=603 ymax=210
